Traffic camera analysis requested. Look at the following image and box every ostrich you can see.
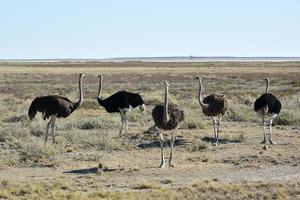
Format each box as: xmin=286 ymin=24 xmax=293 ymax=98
xmin=254 ymin=78 xmax=281 ymax=144
xmin=96 ymin=75 xmax=145 ymax=136
xmin=28 ymin=73 xmax=85 ymax=144
xmin=152 ymin=81 xmax=184 ymax=168
xmin=195 ymin=76 xmax=228 ymax=146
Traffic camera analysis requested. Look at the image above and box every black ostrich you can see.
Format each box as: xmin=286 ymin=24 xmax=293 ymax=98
xmin=254 ymin=78 xmax=281 ymax=144
xmin=195 ymin=76 xmax=228 ymax=146
xmin=96 ymin=75 xmax=145 ymax=136
xmin=152 ymin=81 xmax=184 ymax=168
xmin=28 ymin=73 xmax=85 ymax=144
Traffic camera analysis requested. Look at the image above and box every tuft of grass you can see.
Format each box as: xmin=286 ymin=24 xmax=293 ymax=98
xmin=19 ymin=143 xmax=59 ymax=165
xmin=79 ymin=119 xmax=103 ymax=129
xmin=274 ymin=111 xmax=300 ymax=126
xmin=222 ymin=132 xmax=245 ymax=143
xmin=134 ymin=180 xmax=161 ymax=190
xmin=188 ymin=142 xmax=208 ymax=152
xmin=3 ymin=115 xmax=28 ymax=123
xmin=78 ymin=117 xmax=119 ymax=130
xmin=29 ymin=123 xmax=44 ymax=137
xmin=160 ymin=178 xmax=173 ymax=184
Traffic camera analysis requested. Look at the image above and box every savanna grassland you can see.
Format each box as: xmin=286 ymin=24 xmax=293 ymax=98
xmin=0 ymin=62 xmax=299 ymax=199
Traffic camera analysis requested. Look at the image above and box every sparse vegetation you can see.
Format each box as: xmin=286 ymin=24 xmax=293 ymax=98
xmin=0 ymin=62 xmax=299 ymax=199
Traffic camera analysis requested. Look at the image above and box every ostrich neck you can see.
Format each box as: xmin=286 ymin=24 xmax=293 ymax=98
xmin=163 ymin=85 xmax=169 ymax=124
xmin=97 ymin=76 xmax=103 ymax=99
xmin=75 ymin=76 xmax=83 ymax=108
xmin=265 ymin=80 xmax=269 ymax=93
xmin=197 ymin=79 xmax=209 ymax=109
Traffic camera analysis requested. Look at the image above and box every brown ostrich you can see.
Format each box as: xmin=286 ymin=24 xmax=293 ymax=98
xmin=28 ymin=73 xmax=85 ymax=144
xmin=195 ymin=76 xmax=228 ymax=146
xmin=152 ymin=81 xmax=184 ymax=168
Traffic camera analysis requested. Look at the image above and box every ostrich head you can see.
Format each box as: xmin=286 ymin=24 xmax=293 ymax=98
xmin=164 ymin=81 xmax=170 ymax=87
xmin=194 ymin=76 xmax=201 ymax=81
xmin=80 ymin=73 xmax=85 ymax=78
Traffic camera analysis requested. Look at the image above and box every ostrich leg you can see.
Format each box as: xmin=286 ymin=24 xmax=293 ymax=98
xmin=268 ymin=119 xmax=276 ymax=145
xmin=50 ymin=116 xmax=57 ymax=144
xmin=44 ymin=119 xmax=51 ymax=144
xmin=124 ymin=112 xmax=129 ymax=135
xmin=216 ymin=115 xmax=222 ymax=145
xmin=261 ymin=115 xmax=267 ymax=144
xmin=118 ymin=112 xmax=125 ymax=137
xmin=169 ymin=125 xmax=178 ymax=167
xmin=212 ymin=117 xmax=218 ymax=146
xmin=159 ymin=130 xmax=165 ymax=168
xmin=218 ymin=114 xmax=223 ymax=132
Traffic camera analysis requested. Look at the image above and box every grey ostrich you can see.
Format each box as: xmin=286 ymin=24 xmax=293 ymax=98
xmin=96 ymin=75 xmax=145 ymax=136
xmin=152 ymin=81 xmax=184 ymax=168
xmin=28 ymin=73 xmax=85 ymax=144
xmin=254 ymin=78 xmax=281 ymax=144
xmin=195 ymin=76 xmax=228 ymax=146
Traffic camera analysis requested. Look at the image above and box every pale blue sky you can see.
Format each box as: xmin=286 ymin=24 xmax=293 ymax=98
xmin=1 ymin=0 xmax=299 ymax=59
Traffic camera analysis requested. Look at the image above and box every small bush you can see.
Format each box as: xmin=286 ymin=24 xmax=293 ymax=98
xmin=29 ymin=124 xmax=44 ymax=137
xmin=274 ymin=112 xmax=300 ymax=126
xmin=134 ymin=181 xmax=161 ymax=190
xmin=19 ymin=143 xmax=59 ymax=165
xmin=0 ymin=126 xmax=29 ymax=144
xmin=79 ymin=117 xmax=118 ymax=130
xmin=3 ymin=115 xmax=28 ymax=123
xmin=188 ymin=142 xmax=208 ymax=152
xmin=93 ymin=135 xmax=122 ymax=151
xmin=79 ymin=119 xmax=102 ymax=129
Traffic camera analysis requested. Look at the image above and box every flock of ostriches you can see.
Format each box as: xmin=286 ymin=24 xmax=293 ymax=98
xmin=28 ymin=74 xmax=281 ymax=168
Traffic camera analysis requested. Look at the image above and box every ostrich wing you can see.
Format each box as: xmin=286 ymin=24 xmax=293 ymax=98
xmin=203 ymin=94 xmax=227 ymax=116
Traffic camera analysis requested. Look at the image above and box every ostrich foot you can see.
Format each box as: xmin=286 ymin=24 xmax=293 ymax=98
xmin=213 ymin=139 xmax=219 ymax=146
xmin=269 ymin=140 xmax=277 ymax=145
xmin=169 ymin=163 xmax=175 ymax=168
xmin=260 ymin=139 xmax=267 ymax=144
xmin=159 ymin=161 xmax=165 ymax=168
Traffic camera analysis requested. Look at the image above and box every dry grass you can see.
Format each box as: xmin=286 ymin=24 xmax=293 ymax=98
xmin=0 ymin=179 xmax=299 ymax=200
xmin=0 ymin=62 xmax=299 ymax=199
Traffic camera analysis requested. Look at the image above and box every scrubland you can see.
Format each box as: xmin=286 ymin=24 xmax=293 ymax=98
xmin=0 ymin=62 xmax=299 ymax=199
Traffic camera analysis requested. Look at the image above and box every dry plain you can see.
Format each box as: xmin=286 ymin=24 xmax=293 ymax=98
xmin=0 ymin=62 xmax=299 ymax=199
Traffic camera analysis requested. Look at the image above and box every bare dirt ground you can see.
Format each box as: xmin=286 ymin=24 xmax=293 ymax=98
xmin=1 ymin=124 xmax=300 ymax=187
xmin=0 ymin=62 xmax=299 ymax=199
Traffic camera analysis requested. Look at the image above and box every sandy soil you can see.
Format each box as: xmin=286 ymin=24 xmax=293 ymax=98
xmin=1 ymin=122 xmax=299 ymax=192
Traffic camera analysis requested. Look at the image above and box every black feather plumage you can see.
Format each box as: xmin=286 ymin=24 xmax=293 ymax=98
xmin=254 ymin=93 xmax=281 ymax=114
xmin=97 ymin=90 xmax=144 ymax=113
xmin=28 ymin=95 xmax=79 ymax=120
